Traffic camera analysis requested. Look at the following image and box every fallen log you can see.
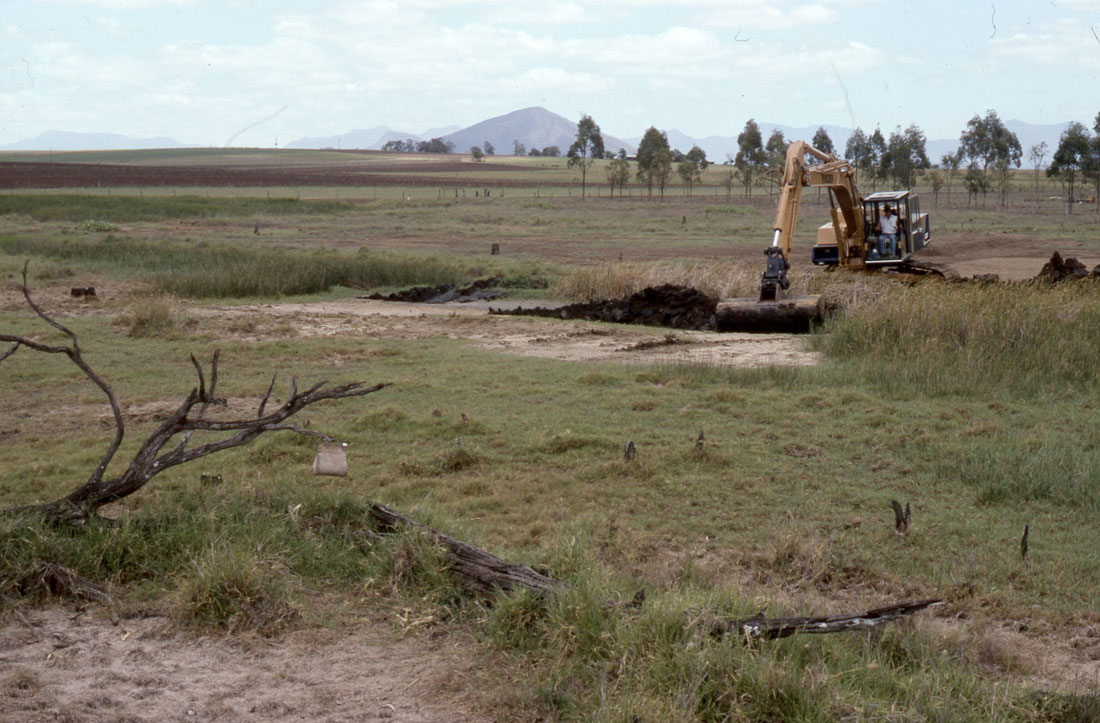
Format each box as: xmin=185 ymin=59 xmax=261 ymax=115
xmin=368 ymin=503 xmax=942 ymax=641
xmin=368 ymin=503 xmax=561 ymax=599
xmin=708 ymin=598 xmax=943 ymax=640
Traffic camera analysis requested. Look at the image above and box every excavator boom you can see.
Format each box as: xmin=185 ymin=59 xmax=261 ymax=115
xmin=716 ymin=141 xmax=866 ymax=333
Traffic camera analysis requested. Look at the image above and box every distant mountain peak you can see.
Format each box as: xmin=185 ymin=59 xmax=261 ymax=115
xmin=441 ymin=107 xmax=633 ymax=155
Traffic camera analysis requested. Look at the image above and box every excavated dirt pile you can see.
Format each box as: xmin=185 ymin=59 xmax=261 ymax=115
xmin=363 ymin=277 xmax=504 ymax=303
xmin=491 ymin=284 xmax=718 ymax=331
xmin=1035 ymin=251 xmax=1100 ymax=283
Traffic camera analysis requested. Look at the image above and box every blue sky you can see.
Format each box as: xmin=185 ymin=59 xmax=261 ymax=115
xmin=2 ymin=0 xmax=1098 ymax=146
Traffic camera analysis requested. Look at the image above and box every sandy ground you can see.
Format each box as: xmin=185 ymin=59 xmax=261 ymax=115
xmin=0 ymin=606 xmax=490 ymax=723
xmin=912 ymin=232 xmax=1100 ymax=281
xmin=189 ymin=298 xmax=819 ymax=368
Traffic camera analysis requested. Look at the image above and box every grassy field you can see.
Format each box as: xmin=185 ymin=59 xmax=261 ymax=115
xmin=2 ymin=185 xmax=1099 ymax=277
xmin=2 ymin=162 xmax=1100 ymax=719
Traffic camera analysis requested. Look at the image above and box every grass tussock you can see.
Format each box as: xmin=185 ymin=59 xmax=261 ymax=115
xmin=0 ymin=485 xmax=382 ymax=613
xmin=74 ymin=219 xmax=120 ymax=232
xmin=0 ymin=485 xmax=1091 ymax=718
xmin=174 ymin=541 xmax=299 ymax=635
xmin=118 ymin=298 xmax=190 ymax=338
xmin=816 ymin=279 xmax=1100 ymax=395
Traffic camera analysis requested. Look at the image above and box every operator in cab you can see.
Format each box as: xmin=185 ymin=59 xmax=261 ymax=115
xmin=874 ymin=206 xmax=898 ymax=258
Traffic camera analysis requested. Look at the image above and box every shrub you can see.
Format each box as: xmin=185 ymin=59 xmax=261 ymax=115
xmin=75 ymin=219 xmax=120 ymax=232
xmin=118 ymin=298 xmax=185 ymax=338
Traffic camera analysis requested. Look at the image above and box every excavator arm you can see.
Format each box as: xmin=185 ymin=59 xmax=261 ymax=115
xmin=760 ymin=141 xmax=864 ymax=301
xmin=716 ymin=140 xmax=863 ymax=333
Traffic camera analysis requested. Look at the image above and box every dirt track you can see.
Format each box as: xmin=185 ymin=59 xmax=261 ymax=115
xmin=913 ymin=232 xmax=1100 ymax=281
xmin=0 ymin=607 xmax=487 ymax=723
xmin=192 ymin=298 xmax=819 ymax=367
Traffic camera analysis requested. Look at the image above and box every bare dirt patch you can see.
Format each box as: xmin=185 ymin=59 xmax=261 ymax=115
xmin=194 ymin=298 xmax=819 ymax=367
xmin=913 ymin=233 xmax=1100 ymax=281
xmin=0 ymin=277 xmax=144 ymax=316
xmin=0 ymin=606 xmax=489 ymax=723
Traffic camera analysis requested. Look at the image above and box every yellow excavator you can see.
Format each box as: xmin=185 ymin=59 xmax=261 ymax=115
xmin=715 ymin=140 xmax=930 ymax=332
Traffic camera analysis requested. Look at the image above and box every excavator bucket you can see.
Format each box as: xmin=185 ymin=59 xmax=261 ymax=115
xmin=714 ymin=246 xmax=825 ymax=333
xmin=714 ymin=294 xmax=824 ymax=333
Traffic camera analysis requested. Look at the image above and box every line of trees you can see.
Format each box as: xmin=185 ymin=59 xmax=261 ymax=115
xmin=1046 ymin=113 xmax=1100 ymax=213
xmin=380 ymin=137 xmax=456 ymax=154
xmin=728 ymin=113 xmax=1036 ymax=209
xmin=390 ymin=110 xmax=1100 ymax=208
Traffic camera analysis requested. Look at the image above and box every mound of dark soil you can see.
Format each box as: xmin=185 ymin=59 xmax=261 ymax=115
xmin=491 ymin=284 xmax=718 ymax=331
xmin=1035 ymin=251 xmax=1097 ymax=283
xmin=1037 ymin=251 xmax=1087 ymax=282
xmin=363 ymin=277 xmax=503 ymax=303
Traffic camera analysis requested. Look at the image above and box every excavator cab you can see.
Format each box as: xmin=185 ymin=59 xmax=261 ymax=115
xmin=861 ymin=191 xmax=930 ymax=265
xmin=811 ymin=190 xmax=931 ymax=267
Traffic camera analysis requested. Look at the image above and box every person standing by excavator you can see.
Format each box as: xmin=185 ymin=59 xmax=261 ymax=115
xmin=875 ymin=205 xmax=898 ymax=258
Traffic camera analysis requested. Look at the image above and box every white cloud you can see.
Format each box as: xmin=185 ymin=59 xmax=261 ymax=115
xmin=1052 ymin=0 xmax=1100 ymax=11
xmin=987 ymin=18 xmax=1099 ymax=66
xmin=789 ymin=5 xmax=841 ymax=24
xmin=703 ymin=3 xmax=840 ymax=29
xmin=93 ymin=17 xmax=127 ymax=36
xmin=562 ymin=26 xmax=731 ymax=78
xmin=508 ymin=67 xmax=611 ymax=92
xmin=494 ymin=2 xmax=593 ymax=25
xmin=36 ymin=0 xmax=194 ymax=7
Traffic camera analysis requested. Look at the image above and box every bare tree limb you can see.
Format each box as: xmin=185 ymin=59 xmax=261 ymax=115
xmin=0 ymin=342 xmax=19 ymax=363
xmin=368 ymin=503 xmax=562 ymax=599
xmin=707 ymin=598 xmax=943 ymax=640
xmin=1 ymin=263 xmax=126 ymax=492
xmin=257 ymin=372 xmax=277 ymax=418
xmin=190 ymin=353 xmax=207 ymax=402
xmin=2 ymin=263 xmax=389 ymax=524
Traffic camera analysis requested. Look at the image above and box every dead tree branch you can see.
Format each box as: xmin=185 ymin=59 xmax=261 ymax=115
xmin=1 ymin=262 xmax=127 ymax=497
xmin=368 ymin=503 xmax=562 ymax=599
xmin=366 ymin=502 xmax=941 ymax=641
xmin=2 ymin=264 xmax=388 ymax=524
xmin=708 ymin=598 xmax=943 ymax=640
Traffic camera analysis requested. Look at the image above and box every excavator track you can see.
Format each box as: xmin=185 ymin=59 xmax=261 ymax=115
xmin=884 ymin=260 xmax=960 ymax=283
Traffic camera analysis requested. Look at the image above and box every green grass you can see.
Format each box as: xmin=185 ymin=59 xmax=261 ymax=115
xmin=3 ymin=177 xmax=1100 ymax=717
xmin=815 ymin=279 xmax=1100 ymax=395
xmin=0 ymin=235 xmax=481 ymax=297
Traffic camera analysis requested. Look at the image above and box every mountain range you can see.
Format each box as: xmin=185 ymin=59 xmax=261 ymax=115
xmin=0 ymin=130 xmax=190 ymax=151
xmin=0 ymin=108 xmax=1072 ymax=167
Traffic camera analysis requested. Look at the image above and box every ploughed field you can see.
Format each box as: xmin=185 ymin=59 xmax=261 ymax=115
xmin=0 ymin=156 xmax=542 ymax=189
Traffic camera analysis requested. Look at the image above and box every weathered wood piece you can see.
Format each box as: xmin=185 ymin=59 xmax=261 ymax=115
xmin=368 ymin=503 xmax=561 ymax=599
xmin=891 ymin=499 xmax=911 ymax=535
xmin=708 ymin=598 xmax=943 ymax=640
